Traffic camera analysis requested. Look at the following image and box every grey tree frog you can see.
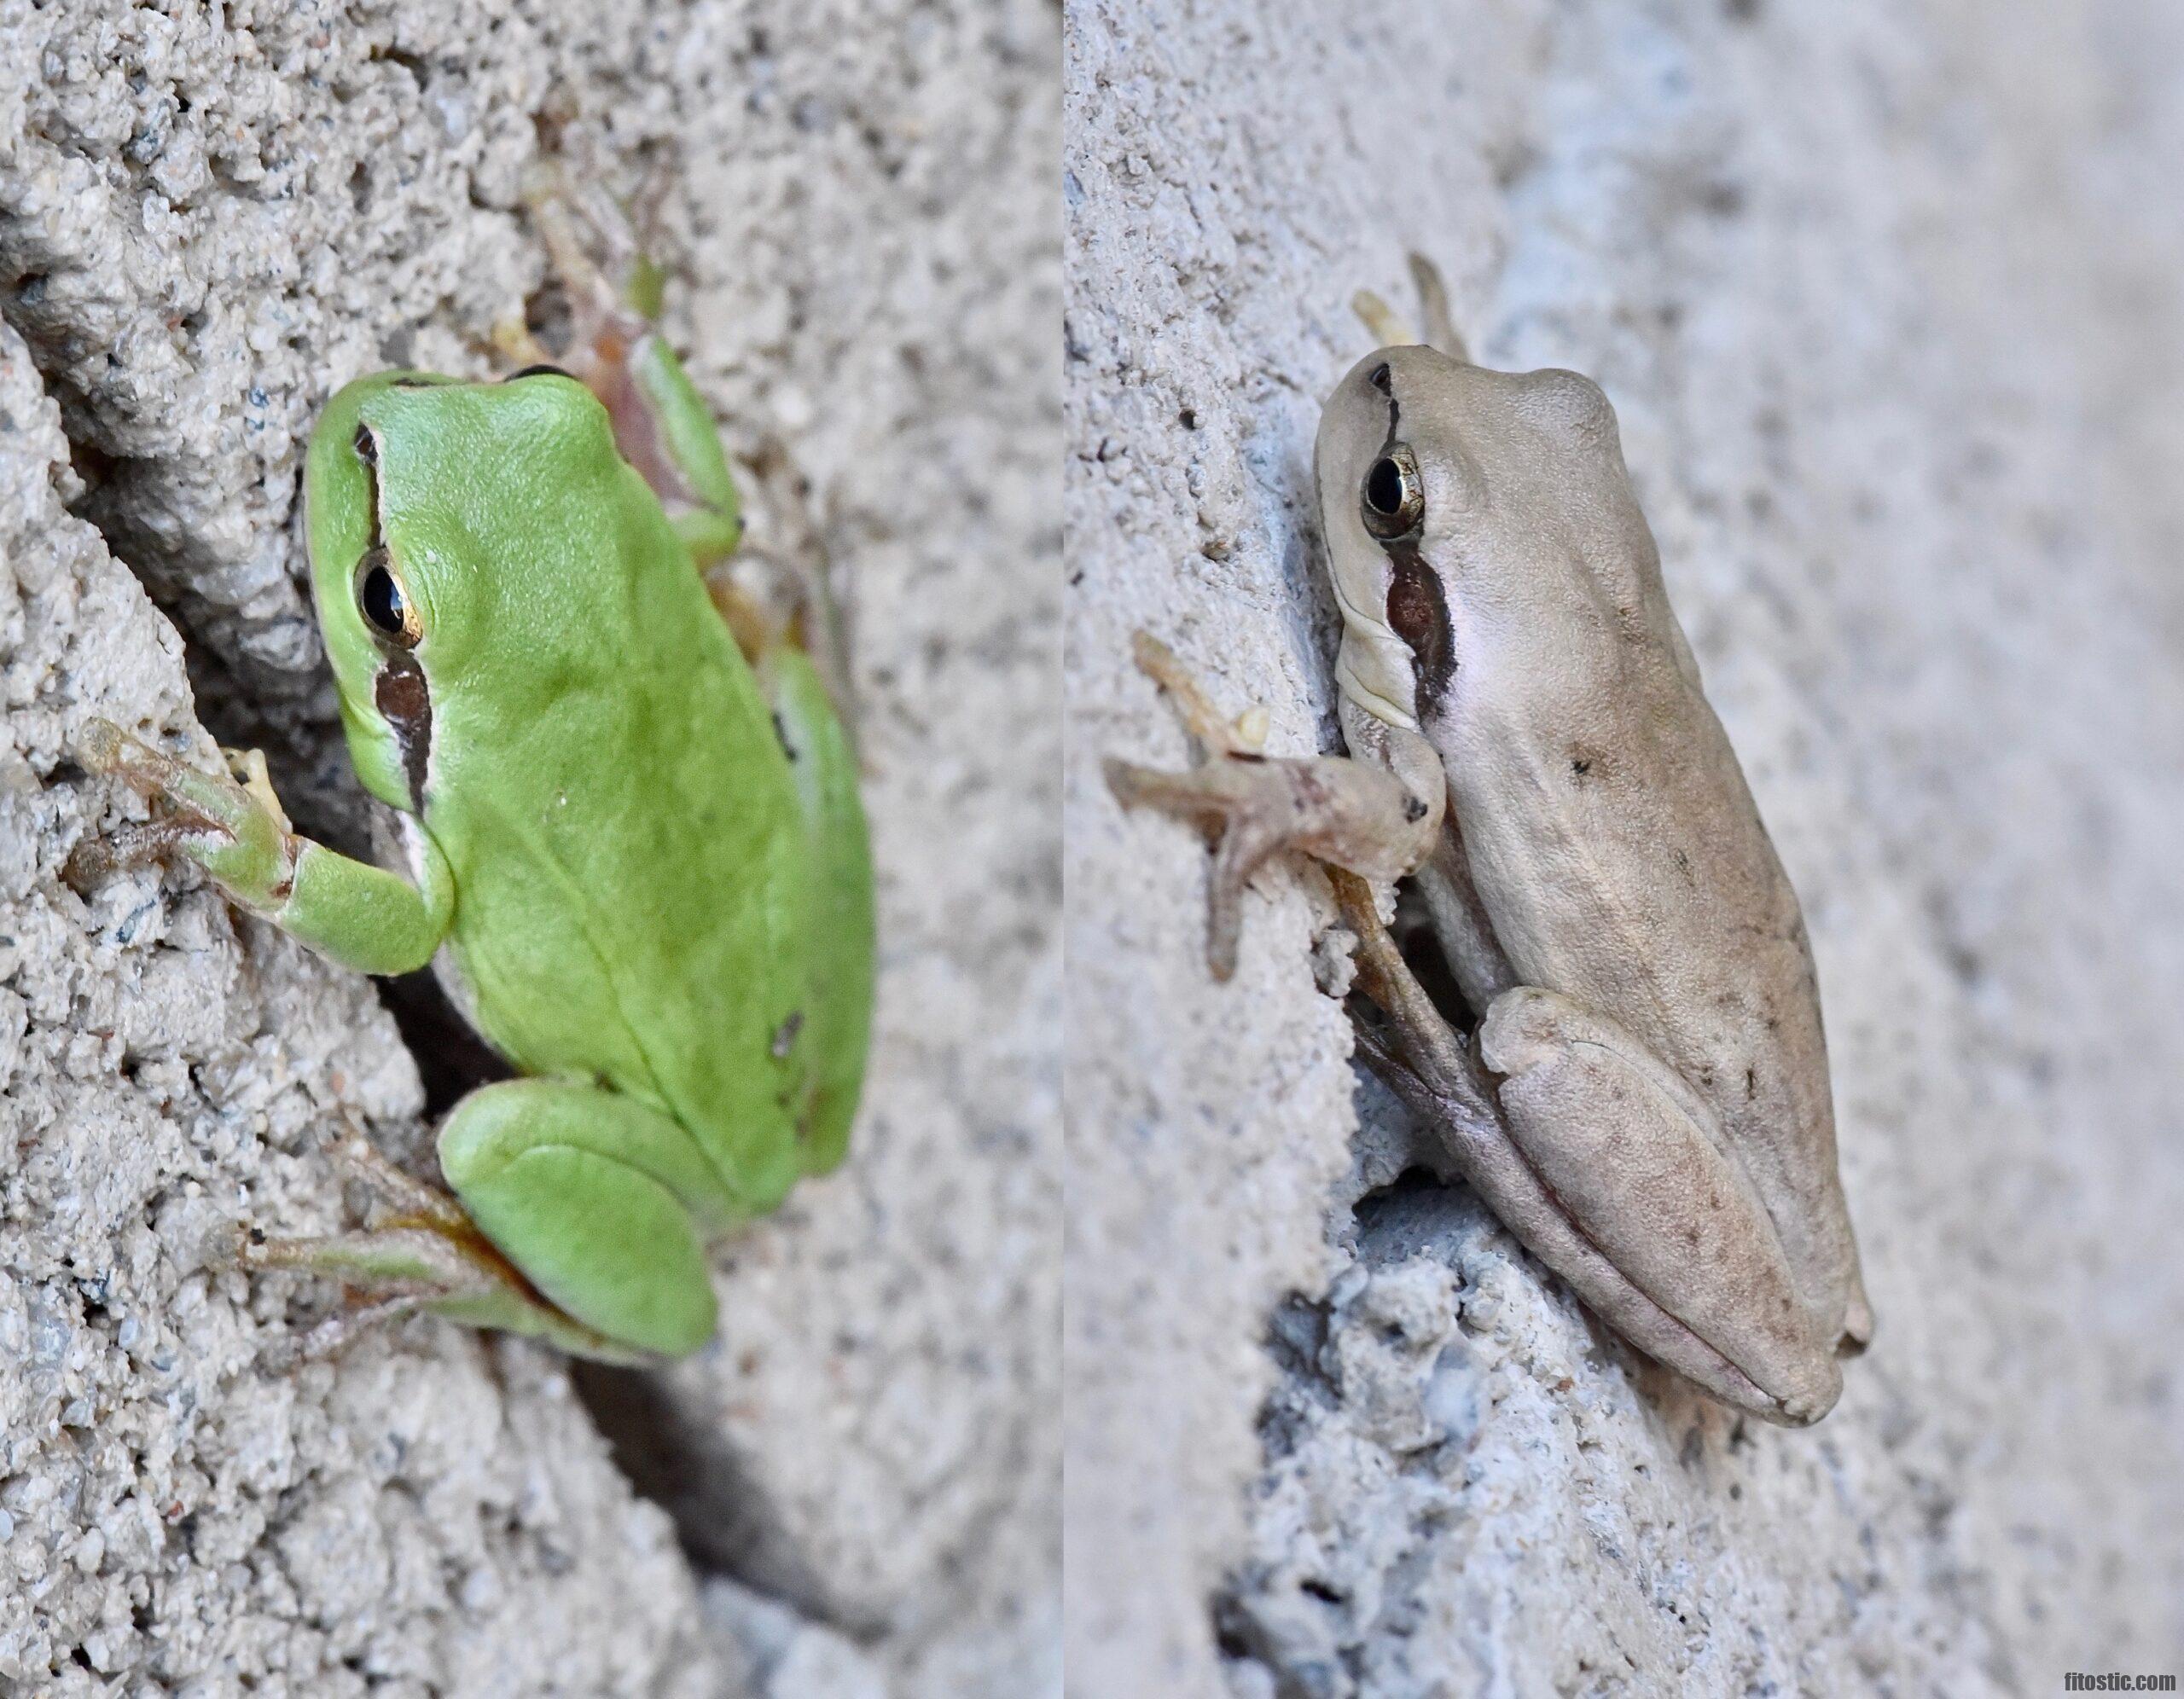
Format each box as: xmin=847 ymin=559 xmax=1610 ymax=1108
xmin=1109 ymin=258 xmax=1872 ymax=1424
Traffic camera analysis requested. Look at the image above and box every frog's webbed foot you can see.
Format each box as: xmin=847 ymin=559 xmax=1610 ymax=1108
xmin=520 ymin=161 xmax=660 ymax=362
xmin=67 ymin=719 xmax=295 ymax=904
xmin=1354 ymin=252 xmax=1468 ymax=361
xmin=229 ymin=1122 xmax=648 ymax=1366
xmin=1106 ymin=633 xmax=1442 ymax=980
xmin=64 ymin=819 xmax=199 ymax=890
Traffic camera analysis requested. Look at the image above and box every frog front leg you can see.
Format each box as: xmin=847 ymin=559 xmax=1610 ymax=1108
xmin=1104 ymin=631 xmax=1445 ymax=978
xmin=531 ymin=188 xmax=746 ymax=570
xmin=516 ymin=177 xmax=858 ymax=716
xmin=70 ymin=720 xmax=451 ymax=974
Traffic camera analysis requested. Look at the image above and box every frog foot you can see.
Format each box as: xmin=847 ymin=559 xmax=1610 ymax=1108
xmin=521 ymin=162 xmax=663 ymax=337
xmin=709 ymin=435 xmax=859 ymax=728
xmin=229 ymin=1129 xmax=641 ymax=1366
xmin=67 ymin=719 xmax=297 ymax=907
xmin=1354 ymin=252 xmax=1467 ymax=361
xmin=1105 ymin=632 xmax=1438 ymax=980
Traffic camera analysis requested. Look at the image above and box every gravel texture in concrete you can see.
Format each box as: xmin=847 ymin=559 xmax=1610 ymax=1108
xmin=1 ymin=2 xmax=1056 ymax=1693
xmin=1066 ymin=2 xmax=2184 ymax=1693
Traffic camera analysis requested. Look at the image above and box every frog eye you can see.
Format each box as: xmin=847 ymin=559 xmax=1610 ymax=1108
xmin=1361 ymin=444 xmax=1424 ymax=539
xmin=356 ymin=548 xmax=424 ymax=648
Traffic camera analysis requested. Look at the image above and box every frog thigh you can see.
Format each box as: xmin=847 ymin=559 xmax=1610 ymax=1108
xmin=756 ymin=647 xmax=875 ymax=1174
xmin=438 ymin=1080 xmax=733 ymax=1356
xmin=1478 ymin=987 xmax=1841 ymax=1424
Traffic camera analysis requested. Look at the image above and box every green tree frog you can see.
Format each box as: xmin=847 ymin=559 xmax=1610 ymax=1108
xmin=1108 ymin=258 xmax=1870 ymax=1424
xmin=73 ymin=201 xmax=874 ymax=1362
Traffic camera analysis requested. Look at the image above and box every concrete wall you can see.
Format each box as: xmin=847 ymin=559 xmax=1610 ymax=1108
xmin=10 ymin=0 xmax=2184 ymax=1691
xmin=1066 ymin=2 xmax=2184 ymax=1693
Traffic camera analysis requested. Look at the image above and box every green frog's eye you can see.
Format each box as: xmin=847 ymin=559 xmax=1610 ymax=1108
xmin=356 ymin=548 xmax=424 ymax=648
xmin=1362 ymin=444 xmax=1424 ymax=539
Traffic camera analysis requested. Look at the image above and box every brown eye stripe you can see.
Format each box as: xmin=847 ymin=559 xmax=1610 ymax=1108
xmin=1385 ymin=547 xmax=1455 ymax=710
xmin=373 ymin=653 xmax=433 ymax=809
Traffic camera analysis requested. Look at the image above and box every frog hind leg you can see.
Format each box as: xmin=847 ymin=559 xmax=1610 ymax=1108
xmin=234 ymin=1131 xmax=648 ymax=1364
xmin=756 ymin=646 xmax=875 ymax=1174
xmin=1477 ymin=987 xmax=1844 ymax=1424
xmin=433 ymin=1079 xmax=729 ymax=1357
xmin=1333 ymin=872 xmax=1839 ymax=1424
xmin=238 ymin=1225 xmax=633 ymax=1365
xmin=239 ymin=1085 xmax=729 ymax=1362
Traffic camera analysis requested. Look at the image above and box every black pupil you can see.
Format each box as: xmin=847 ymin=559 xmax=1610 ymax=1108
xmin=362 ymin=564 xmax=406 ymax=635
xmin=1366 ymin=456 xmax=1407 ymax=516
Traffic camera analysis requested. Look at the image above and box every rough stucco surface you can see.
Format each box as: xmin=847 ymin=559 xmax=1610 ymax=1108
xmin=1066 ymin=3 xmax=2184 ymax=1696
xmin=1 ymin=2 xmax=1057 ymax=1694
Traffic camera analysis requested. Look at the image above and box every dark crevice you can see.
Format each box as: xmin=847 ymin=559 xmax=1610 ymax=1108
xmin=572 ymin=1360 xmax=876 ymax=1637
xmin=3 ymin=277 xmax=349 ymax=797
xmin=1351 ymin=1163 xmax=1464 ymax=1252
xmin=377 ymin=972 xmax=514 ymax=1119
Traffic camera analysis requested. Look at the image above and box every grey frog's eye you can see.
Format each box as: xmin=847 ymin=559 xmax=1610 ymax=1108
xmin=1361 ymin=444 xmax=1424 ymax=539
xmin=356 ymin=548 xmax=423 ymax=649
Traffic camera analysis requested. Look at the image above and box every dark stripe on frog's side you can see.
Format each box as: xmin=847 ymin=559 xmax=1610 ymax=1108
xmin=1384 ymin=542 xmax=1455 ymax=711
xmin=1371 ymin=371 xmax=1458 ymax=714
xmin=375 ymin=654 xmax=434 ymax=809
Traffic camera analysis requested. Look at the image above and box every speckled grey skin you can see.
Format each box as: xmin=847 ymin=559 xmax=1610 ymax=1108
xmin=1068 ymin=1 xmax=2184 ymax=1694
xmin=2 ymin=3 xmax=1055 ymax=1695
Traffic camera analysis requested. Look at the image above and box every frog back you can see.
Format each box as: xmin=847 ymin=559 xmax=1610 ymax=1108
xmin=1440 ymin=546 xmax=1845 ymax=1302
xmin=376 ymin=378 xmax=853 ymax=1215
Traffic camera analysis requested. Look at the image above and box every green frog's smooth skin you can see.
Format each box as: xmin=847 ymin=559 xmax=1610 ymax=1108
xmin=76 ymin=255 xmax=874 ymax=1362
xmin=1109 ymin=264 xmax=1870 ymax=1424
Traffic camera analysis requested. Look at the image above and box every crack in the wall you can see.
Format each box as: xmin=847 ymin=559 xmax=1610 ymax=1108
xmin=574 ymin=1359 xmax=874 ymax=1636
